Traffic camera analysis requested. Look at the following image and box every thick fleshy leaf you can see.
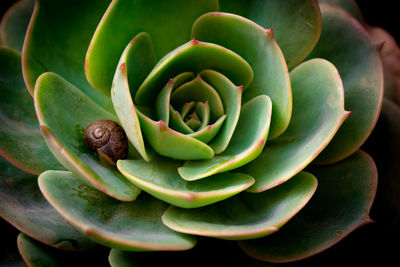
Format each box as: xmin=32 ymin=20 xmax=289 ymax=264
xmin=180 ymin=100 xmax=196 ymax=119
xmin=318 ymin=0 xmax=365 ymax=23
xmin=171 ymin=74 xmax=224 ymax=121
xmin=156 ymin=79 xmax=174 ymax=124
xmin=189 ymin=115 xmax=226 ymax=143
xmin=0 ymin=47 xmax=63 ymax=175
xmin=0 ymin=0 xmax=34 ymax=52
xmin=162 ymin=172 xmax=317 ymax=240
xmin=38 ymin=171 xmax=196 ymax=251
xmin=108 ymin=239 xmax=275 ymax=267
xmin=85 ymin=0 xmax=219 ymax=93
xmin=195 ymin=102 xmax=210 ymax=129
xmin=309 ymin=3 xmax=383 ymax=164
xmin=169 ymin=105 xmax=194 ymax=134
xmin=368 ymin=27 xmax=400 ymax=107
xmin=0 ymin=157 xmax=95 ymax=251
xmin=239 ymin=150 xmax=377 ymax=263
xmin=18 ymin=233 xmax=61 ymax=267
xmin=219 ymin=0 xmax=321 ymax=69
xmin=199 ymin=70 xmax=242 ymax=154
xmin=363 ymin=99 xmax=400 ymax=224
xmin=242 ymin=59 xmax=348 ymax=193
xmin=192 ymin=12 xmax=291 ymax=139
xmin=17 ymin=233 xmax=111 ymax=267
xmin=118 ymin=156 xmax=254 ymax=208
xmin=22 ymin=0 xmax=113 ymax=111
xmin=240 ymin=59 xmax=348 ymax=192
xmin=178 ymin=95 xmax=271 ymax=181
xmin=34 ymin=72 xmax=140 ymax=201
xmin=111 ymin=33 xmax=156 ymax=162
xmin=136 ymin=110 xmax=214 ymax=160
xmin=135 ymin=40 xmax=254 ymax=106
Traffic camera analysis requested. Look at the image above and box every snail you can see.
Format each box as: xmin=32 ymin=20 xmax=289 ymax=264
xmin=83 ymin=120 xmax=128 ymax=166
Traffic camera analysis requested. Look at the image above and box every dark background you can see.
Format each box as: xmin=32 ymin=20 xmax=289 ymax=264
xmin=0 ymin=0 xmax=399 ymax=266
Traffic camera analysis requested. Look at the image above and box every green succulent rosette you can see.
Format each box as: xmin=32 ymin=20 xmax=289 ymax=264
xmin=1 ymin=0 xmax=396 ymax=264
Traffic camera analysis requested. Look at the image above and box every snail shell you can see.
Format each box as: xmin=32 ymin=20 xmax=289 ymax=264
xmin=83 ymin=120 xmax=128 ymax=166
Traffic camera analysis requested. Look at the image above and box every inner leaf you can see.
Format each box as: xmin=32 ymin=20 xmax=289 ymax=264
xmin=171 ymin=74 xmax=224 ymax=121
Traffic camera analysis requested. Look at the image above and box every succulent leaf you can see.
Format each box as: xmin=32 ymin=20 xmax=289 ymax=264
xmin=309 ymin=3 xmax=384 ymax=164
xmin=111 ymin=33 xmax=155 ymax=162
xmin=34 ymin=72 xmax=140 ymax=201
xmin=22 ymin=0 xmax=113 ymax=111
xmin=241 ymin=59 xmax=348 ymax=193
xmin=0 ymin=0 xmax=34 ymax=52
xmin=0 ymin=157 xmax=95 ymax=251
xmin=238 ymin=150 xmax=377 ymax=263
xmin=135 ymin=40 xmax=254 ymax=106
xmin=318 ymin=0 xmax=365 ymax=23
xmin=171 ymin=74 xmax=225 ymax=121
xmin=162 ymin=171 xmax=317 ymax=240
xmin=17 ymin=233 xmax=61 ymax=267
xmin=136 ymin=109 xmax=214 ymax=160
xmin=192 ymin=12 xmax=291 ymax=139
xmin=219 ymin=0 xmax=322 ymax=70
xmin=38 ymin=171 xmax=196 ymax=251
xmin=199 ymin=70 xmax=242 ymax=154
xmin=118 ymin=155 xmax=255 ymax=209
xmin=178 ymin=95 xmax=271 ymax=181
xmin=0 ymin=47 xmax=64 ymax=175
xmin=85 ymin=0 xmax=219 ymax=94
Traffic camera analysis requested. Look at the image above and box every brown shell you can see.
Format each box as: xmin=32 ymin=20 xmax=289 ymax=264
xmin=83 ymin=120 xmax=128 ymax=166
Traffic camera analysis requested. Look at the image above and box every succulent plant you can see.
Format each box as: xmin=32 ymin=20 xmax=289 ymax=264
xmin=1 ymin=0 xmax=398 ymax=265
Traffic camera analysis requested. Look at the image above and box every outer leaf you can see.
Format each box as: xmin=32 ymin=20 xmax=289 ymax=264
xmin=239 ymin=150 xmax=377 ymax=263
xmin=178 ymin=95 xmax=271 ymax=181
xmin=0 ymin=0 xmax=34 ymax=52
xmin=22 ymin=0 xmax=113 ymax=111
xmin=318 ymin=0 xmax=365 ymax=23
xmin=17 ymin=233 xmax=111 ymax=267
xmin=38 ymin=171 xmax=196 ymax=251
xmin=111 ymin=32 xmax=156 ymax=162
xmin=219 ymin=0 xmax=321 ymax=69
xmin=162 ymin=172 xmax=317 ymax=240
xmin=85 ymin=0 xmax=219 ymax=93
xmin=0 ymin=47 xmax=63 ymax=174
xmin=108 ymin=240 xmax=274 ymax=267
xmin=118 ymin=155 xmax=254 ymax=208
xmin=192 ymin=12 xmax=291 ymax=139
xmin=0 ymin=157 xmax=95 ymax=251
xmin=135 ymin=39 xmax=254 ymax=106
xmin=309 ymin=3 xmax=383 ymax=164
xmin=35 ymin=72 xmax=140 ymax=201
xmin=18 ymin=233 xmax=62 ymax=267
xmin=242 ymin=59 xmax=348 ymax=193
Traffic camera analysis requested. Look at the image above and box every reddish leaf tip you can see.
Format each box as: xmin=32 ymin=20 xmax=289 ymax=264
xmin=237 ymin=85 xmax=243 ymax=92
xmin=120 ymin=62 xmax=127 ymax=72
xmin=266 ymin=28 xmax=274 ymax=39
xmin=191 ymin=37 xmax=199 ymax=45
xmin=257 ymin=138 xmax=265 ymax=147
xmin=158 ymin=120 xmax=168 ymax=132
xmin=129 ymin=36 xmax=138 ymax=45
